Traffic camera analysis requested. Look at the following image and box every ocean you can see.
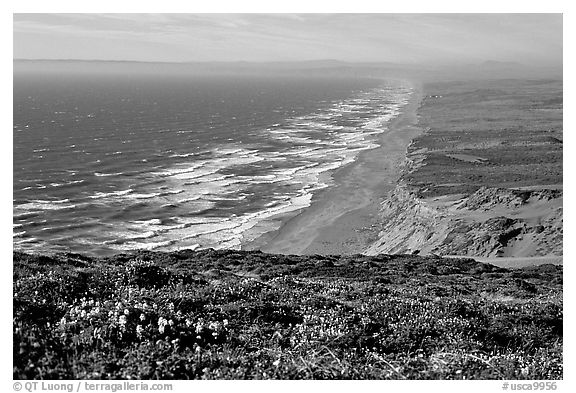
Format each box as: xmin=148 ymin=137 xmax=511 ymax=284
xmin=13 ymin=72 xmax=412 ymax=256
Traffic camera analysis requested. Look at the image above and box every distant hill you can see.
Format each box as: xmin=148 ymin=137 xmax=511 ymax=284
xmin=14 ymin=58 xmax=562 ymax=81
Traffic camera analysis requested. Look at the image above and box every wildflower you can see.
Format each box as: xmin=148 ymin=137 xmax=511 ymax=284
xmin=124 ymin=309 xmax=130 ymax=316
xmin=158 ymin=317 xmax=168 ymax=334
xmin=119 ymin=315 xmax=127 ymax=327
xmin=140 ymin=313 xmax=146 ymax=322
xmin=136 ymin=325 xmax=144 ymax=338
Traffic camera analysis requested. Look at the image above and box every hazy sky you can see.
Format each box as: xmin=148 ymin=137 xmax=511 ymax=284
xmin=13 ymin=13 xmax=562 ymax=65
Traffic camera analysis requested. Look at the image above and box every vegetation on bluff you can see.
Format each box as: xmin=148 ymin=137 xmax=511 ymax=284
xmin=13 ymin=249 xmax=562 ymax=380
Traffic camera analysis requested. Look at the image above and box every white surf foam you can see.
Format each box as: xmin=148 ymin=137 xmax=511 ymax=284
xmin=88 ymin=189 xmax=133 ymax=200
xmin=94 ymin=172 xmax=124 ymax=177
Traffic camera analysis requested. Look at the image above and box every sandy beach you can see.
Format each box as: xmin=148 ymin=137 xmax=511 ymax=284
xmin=246 ymin=81 xmax=424 ymax=255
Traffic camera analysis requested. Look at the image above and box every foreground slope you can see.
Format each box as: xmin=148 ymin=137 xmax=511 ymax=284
xmin=14 ymin=249 xmax=562 ymax=379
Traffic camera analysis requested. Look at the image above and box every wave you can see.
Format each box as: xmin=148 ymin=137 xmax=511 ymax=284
xmin=15 ymin=202 xmax=77 ymax=212
xmin=15 ymin=199 xmax=77 ymax=213
xmin=170 ymin=167 xmax=222 ymax=181
xmin=47 ymin=179 xmax=86 ymax=188
xmin=158 ymin=189 xmax=185 ymax=196
xmin=132 ymin=218 xmax=163 ymax=225
xmin=108 ymin=84 xmax=412 ymax=252
xmin=88 ymin=189 xmax=133 ymax=200
xmin=13 ymin=237 xmax=39 ymax=244
xmin=109 ymin=239 xmax=176 ymax=251
xmin=94 ymin=172 xmax=124 ymax=177
xmin=21 ymin=184 xmax=47 ymax=191
xmin=14 ymin=80 xmax=413 ymax=256
xmin=125 ymin=192 xmax=160 ymax=200
xmin=156 ymin=161 xmax=206 ymax=177
xmin=176 ymin=196 xmax=203 ymax=204
xmin=168 ymin=152 xmax=196 ymax=158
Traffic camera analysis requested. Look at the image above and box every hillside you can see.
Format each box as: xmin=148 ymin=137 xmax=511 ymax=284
xmin=14 ymin=249 xmax=562 ymax=380
xmin=366 ymin=79 xmax=562 ymax=258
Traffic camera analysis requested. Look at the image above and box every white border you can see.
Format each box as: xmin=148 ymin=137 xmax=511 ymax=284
xmin=3 ymin=2 xmax=571 ymax=392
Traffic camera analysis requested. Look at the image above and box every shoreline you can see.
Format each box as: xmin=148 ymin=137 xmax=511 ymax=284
xmin=245 ymin=80 xmax=424 ymax=255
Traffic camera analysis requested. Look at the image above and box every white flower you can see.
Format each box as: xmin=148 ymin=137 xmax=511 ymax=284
xmin=158 ymin=317 xmax=168 ymax=334
xmin=140 ymin=313 xmax=146 ymax=321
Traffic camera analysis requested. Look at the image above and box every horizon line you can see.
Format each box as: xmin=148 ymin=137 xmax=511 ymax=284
xmin=13 ymin=58 xmax=407 ymax=65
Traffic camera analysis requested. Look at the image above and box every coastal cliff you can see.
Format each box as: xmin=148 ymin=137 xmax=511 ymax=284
xmin=364 ymin=183 xmax=563 ymax=258
xmin=365 ymin=78 xmax=563 ymax=261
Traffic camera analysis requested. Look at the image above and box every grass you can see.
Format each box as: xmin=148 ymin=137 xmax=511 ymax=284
xmin=13 ymin=249 xmax=562 ymax=380
xmin=406 ymin=79 xmax=562 ymax=198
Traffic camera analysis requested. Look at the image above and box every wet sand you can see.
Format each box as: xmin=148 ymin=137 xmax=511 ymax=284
xmin=247 ymin=81 xmax=424 ymax=255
